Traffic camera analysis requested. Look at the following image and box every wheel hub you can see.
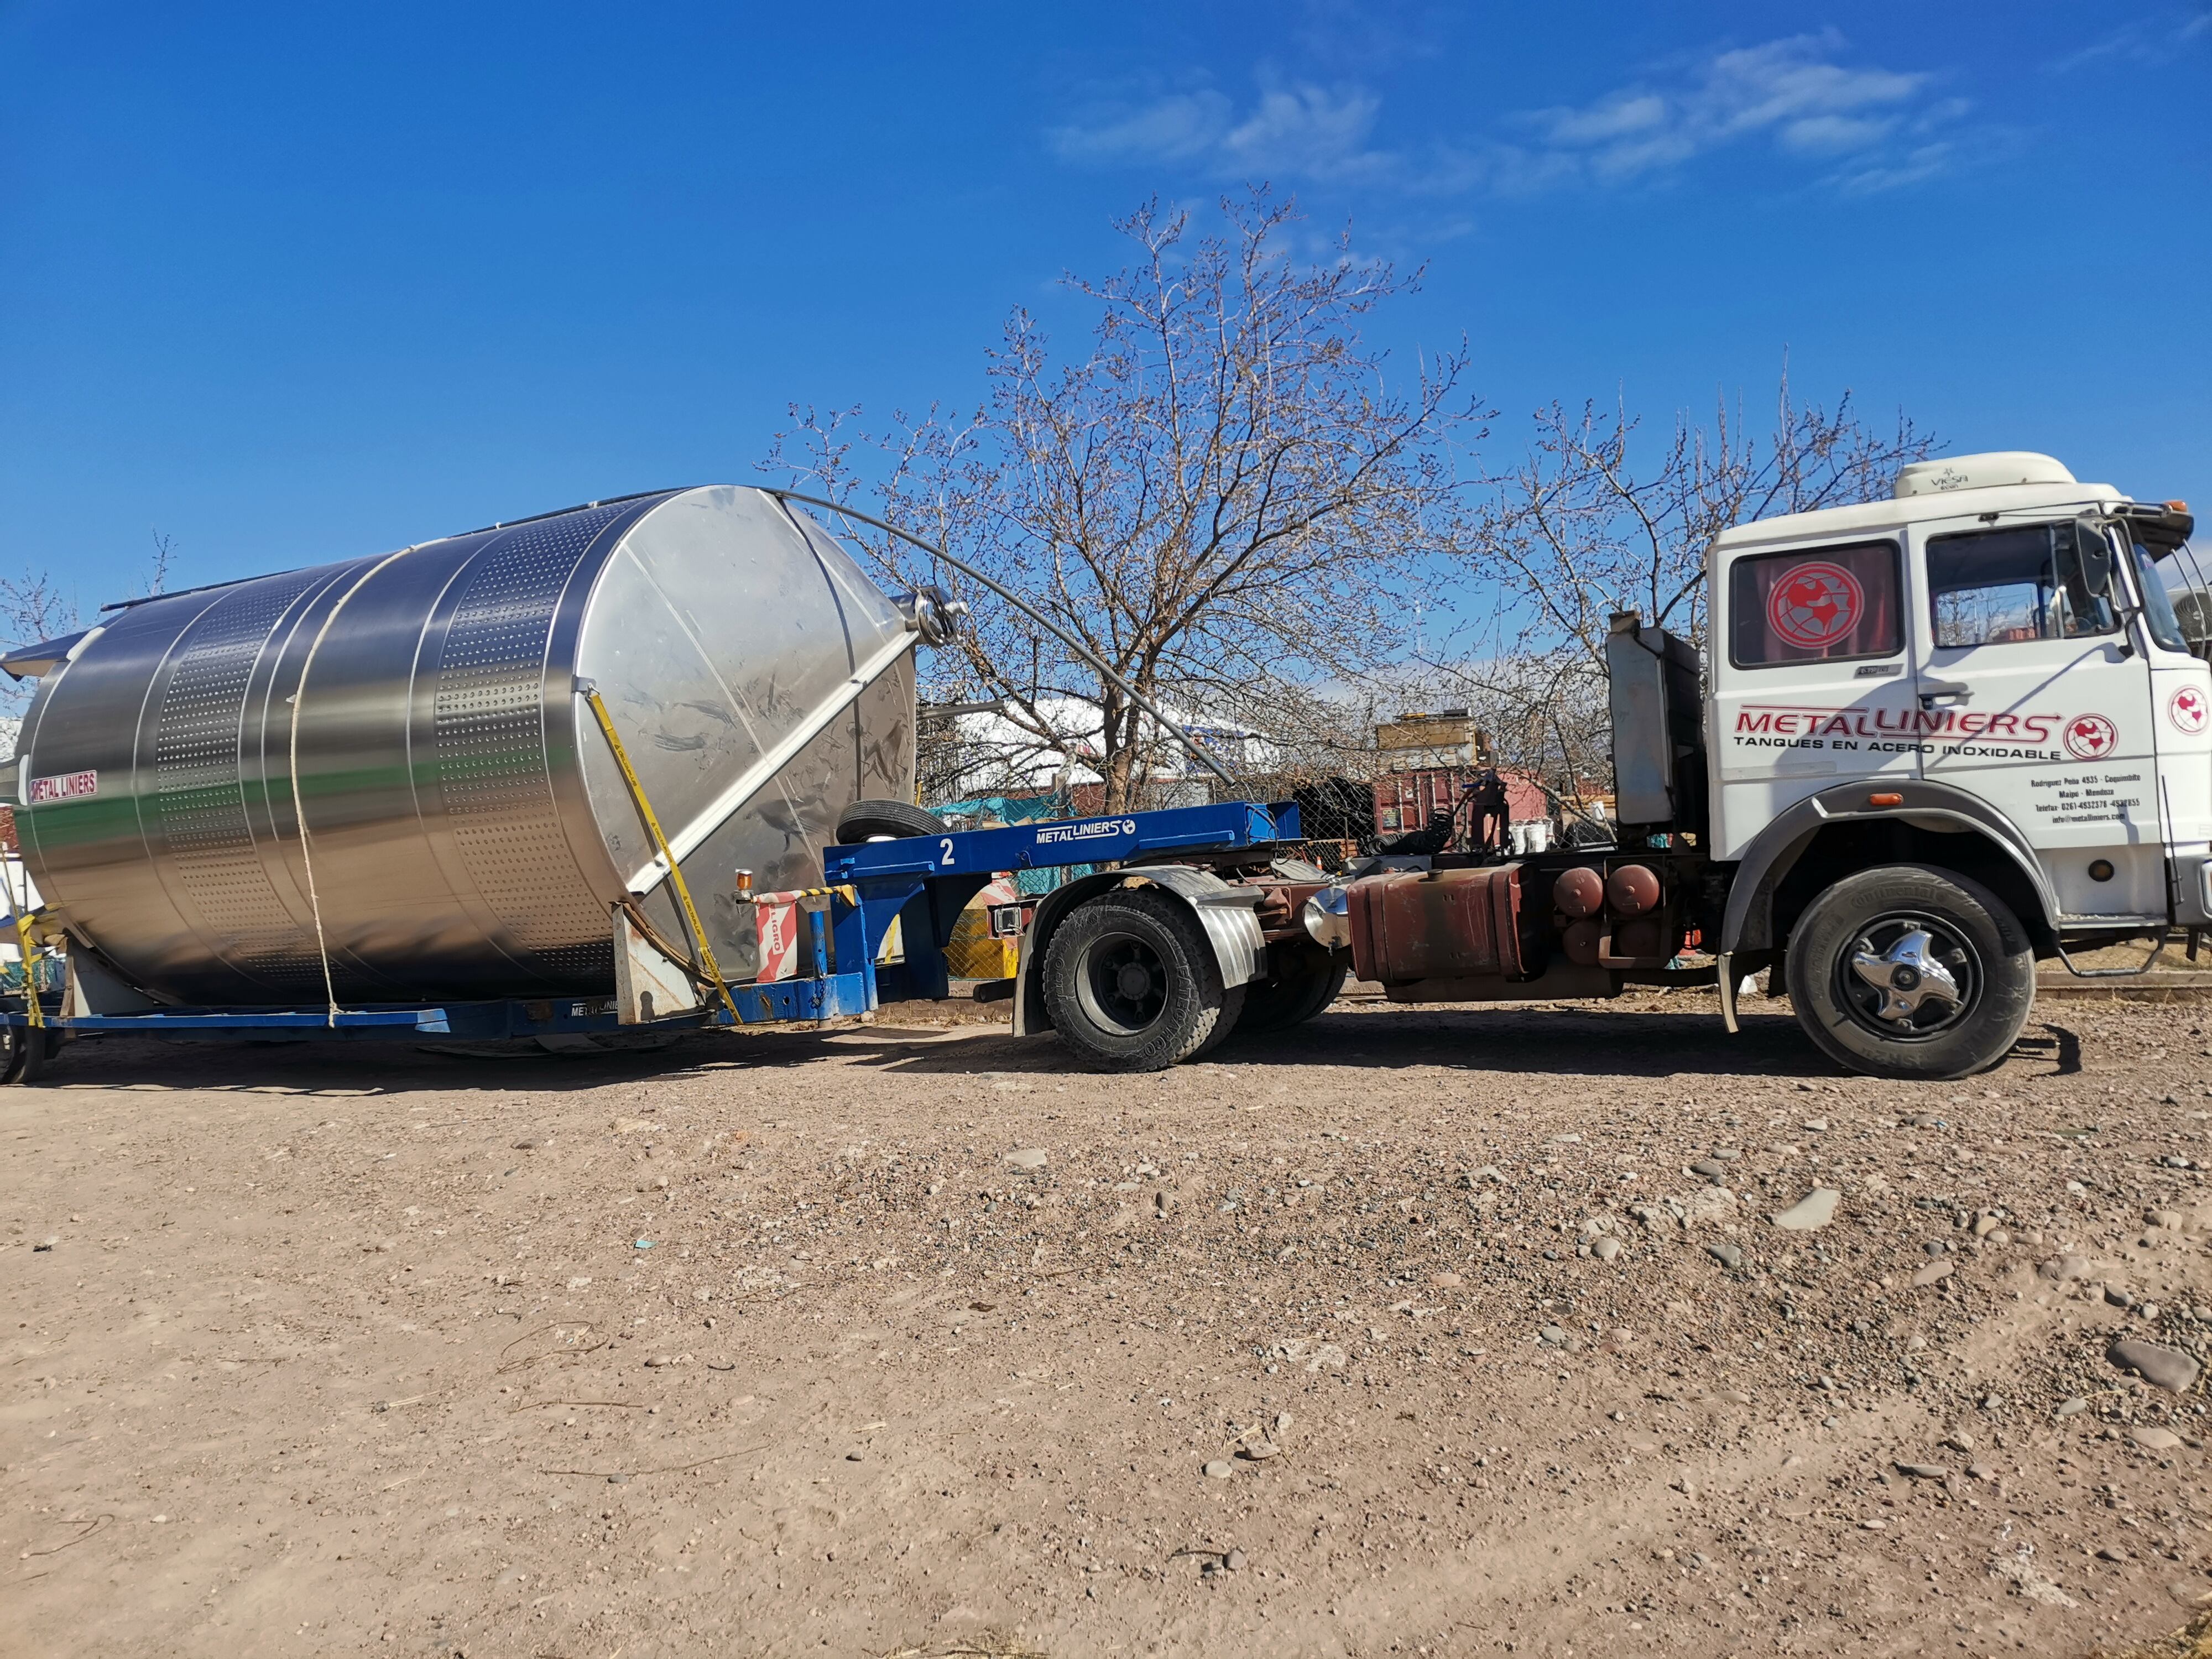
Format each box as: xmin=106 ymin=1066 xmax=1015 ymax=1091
xmin=1838 ymin=916 xmax=1976 ymax=1038
xmin=1850 ymin=928 xmax=1959 ymax=1022
xmin=1076 ymin=931 xmax=1171 ymax=1035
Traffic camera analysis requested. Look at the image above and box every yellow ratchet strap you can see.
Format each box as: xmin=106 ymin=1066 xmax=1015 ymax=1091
xmin=12 ymin=911 xmax=41 ymax=1030
xmin=581 ymin=686 xmax=740 ymax=1022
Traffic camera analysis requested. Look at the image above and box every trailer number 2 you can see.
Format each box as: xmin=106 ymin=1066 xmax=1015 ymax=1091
xmin=941 ymin=837 xmax=954 ymax=868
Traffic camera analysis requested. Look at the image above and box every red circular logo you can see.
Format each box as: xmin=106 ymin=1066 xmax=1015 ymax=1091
xmin=2062 ymin=713 xmax=2119 ymax=759
xmin=1767 ymin=561 xmax=1863 ymax=650
xmin=2169 ymin=685 xmax=2209 ymax=734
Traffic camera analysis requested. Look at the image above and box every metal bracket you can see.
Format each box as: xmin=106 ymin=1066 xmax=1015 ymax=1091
xmin=2052 ymin=928 xmax=2171 ymax=979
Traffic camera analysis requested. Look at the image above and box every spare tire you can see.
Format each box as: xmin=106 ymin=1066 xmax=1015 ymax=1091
xmin=834 ymin=799 xmax=949 ymax=844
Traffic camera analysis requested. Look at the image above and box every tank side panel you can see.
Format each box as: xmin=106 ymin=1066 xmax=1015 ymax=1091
xmin=425 ymin=503 xmax=640 ymax=988
xmin=148 ymin=567 xmax=346 ymax=996
xmin=15 ymin=580 xmax=349 ymax=1003
xmin=259 ymin=535 xmax=513 ymax=997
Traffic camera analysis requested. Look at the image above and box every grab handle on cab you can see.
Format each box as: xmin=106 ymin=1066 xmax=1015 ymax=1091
xmin=1918 ymin=679 xmax=1972 ymax=708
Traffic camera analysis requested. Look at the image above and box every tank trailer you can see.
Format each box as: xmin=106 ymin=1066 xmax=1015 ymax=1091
xmin=0 ymin=454 xmax=2204 ymax=1084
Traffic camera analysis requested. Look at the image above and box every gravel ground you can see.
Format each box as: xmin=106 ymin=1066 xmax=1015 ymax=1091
xmin=7 ymin=989 xmax=2212 ymax=1658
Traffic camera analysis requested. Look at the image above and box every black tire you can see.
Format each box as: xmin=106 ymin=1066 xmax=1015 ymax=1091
xmin=1784 ymin=863 xmax=2033 ymax=1081
xmin=1234 ymin=943 xmax=1348 ymax=1034
xmin=835 ymin=799 xmax=948 ymax=844
xmin=0 ymin=1022 xmax=25 ymax=1085
xmin=1042 ymin=888 xmax=1239 ymax=1071
xmin=13 ymin=1024 xmax=58 ymax=1086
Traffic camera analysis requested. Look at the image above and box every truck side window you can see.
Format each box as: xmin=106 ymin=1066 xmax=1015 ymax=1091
xmin=1728 ymin=539 xmax=1901 ymax=668
xmin=2162 ymin=544 xmax=2212 ymax=664
xmin=1926 ymin=521 xmax=2115 ymax=646
xmin=2132 ymin=539 xmax=2196 ymax=656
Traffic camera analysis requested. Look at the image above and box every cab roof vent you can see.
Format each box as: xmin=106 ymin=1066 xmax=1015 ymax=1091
xmin=1893 ymin=451 xmax=2076 ymax=498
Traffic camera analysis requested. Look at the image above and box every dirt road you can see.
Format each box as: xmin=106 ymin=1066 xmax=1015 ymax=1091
xmin=7 ymin=992 xmax=2212 ymax=1657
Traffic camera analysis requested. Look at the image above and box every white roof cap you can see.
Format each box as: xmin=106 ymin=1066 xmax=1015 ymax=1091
xmin=1893 ymin=451 xmax=2077 ymax=499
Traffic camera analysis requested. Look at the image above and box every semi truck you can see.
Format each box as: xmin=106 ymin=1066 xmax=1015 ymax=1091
xmin=0 ymin=453 xmax=2200 ymax=1087
xmin=995 ymin=450 xmax=2208 ymax=1081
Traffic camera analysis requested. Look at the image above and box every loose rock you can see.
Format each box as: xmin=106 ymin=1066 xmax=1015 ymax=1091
xmin=1203 ymin=1460 xmax=1233 ymax=1480
xmin=1592 ymin=1236 xmax=1622 ymax=1261
xmin=1005 ymin=1149 xmax=1049 ymax=1171
xmin=1679 ymin=1187 xmax=1738 ymax=1228
xmin=1705 ymin=1241 xmax=1744 ymax=1271
xmin=2038 ymin=1254 xmax=2092 ymax=1282
xmin=2109 ymin=1338 xmax=2201 ymax=1394
xmin=1910 ymin=1260 xmax=1953 ymax=1287
xmin=2131 ymin=1426 xmax=2183 ymax=1452
xmin=1770 ymin=1188 xmax=1839 ymax=1232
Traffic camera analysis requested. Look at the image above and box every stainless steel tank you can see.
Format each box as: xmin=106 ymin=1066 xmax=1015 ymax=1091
xmin=8 ymin=486 xmax=917 ymax=1005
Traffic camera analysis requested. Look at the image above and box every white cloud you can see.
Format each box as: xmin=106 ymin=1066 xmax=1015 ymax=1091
xmin=2048 ymin=11 xmax=2211 ymax=71
xmin=1048 ymin=33 xmax=1987 ymax=199
xmin=1046 ymin=90 xmax=1234 ymax=166
xmin=1048 ymin=76 xmax=1395 ymax=184
xmin=1519 ymin=32 xmax=1934 ymax=183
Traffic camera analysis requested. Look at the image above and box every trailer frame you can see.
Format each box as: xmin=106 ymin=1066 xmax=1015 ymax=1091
xmin=0 ymin=800 xmax=1298 ymax=1058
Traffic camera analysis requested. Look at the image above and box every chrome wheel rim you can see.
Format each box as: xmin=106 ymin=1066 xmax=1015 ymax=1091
xmin=1835 ymin=911 xmax=1981 ymax=1041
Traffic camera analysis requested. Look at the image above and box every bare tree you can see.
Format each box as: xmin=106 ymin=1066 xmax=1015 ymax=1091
xmin=0 ymin=529 xmax=175 ymax=721
xmin=145 ymin=528 xmax=175 ymax=597
xmin=0 ymin=569 xmax=76 ymax=722
xmin=769 ymin=189 xmax=1482 ymax=810
xmin=1439 ymin=368 xmax=1938 ymax=787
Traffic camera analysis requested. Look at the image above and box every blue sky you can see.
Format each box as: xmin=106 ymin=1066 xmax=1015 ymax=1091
xmin=1 ymin=2 xmax=2205 ymax=611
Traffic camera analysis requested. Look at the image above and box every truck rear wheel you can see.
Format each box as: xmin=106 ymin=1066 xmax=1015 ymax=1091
xmin=1234 ymin=943 xmax=1348 ymax=1034
xmin=1785 ymin=864 xmax=2033 ymax=1081
xmin=1041 ymin=888 xmax=1241 ymax=1071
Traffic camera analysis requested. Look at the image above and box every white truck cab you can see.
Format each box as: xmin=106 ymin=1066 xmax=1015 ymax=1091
xmin=1704 ymin=451 xmax=2209 ymax=1071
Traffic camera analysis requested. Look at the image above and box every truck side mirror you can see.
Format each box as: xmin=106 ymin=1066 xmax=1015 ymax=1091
xmin=2075 ymin=515 xmax=2116 ymax=597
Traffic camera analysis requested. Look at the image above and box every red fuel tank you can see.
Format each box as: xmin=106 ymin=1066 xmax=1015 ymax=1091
xmin=1348 ymin=865 xmax=1525 ymax=984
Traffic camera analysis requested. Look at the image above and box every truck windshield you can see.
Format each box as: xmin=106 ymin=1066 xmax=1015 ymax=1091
xmin=2137 ymin=539 xmax=2206 ymax=658
xmin=1927 ymin=521 xmax=2115 ymax=646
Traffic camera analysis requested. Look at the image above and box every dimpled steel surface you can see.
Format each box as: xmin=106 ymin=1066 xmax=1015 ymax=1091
xmin=13 ymin=487 xmax=915 ymax=1005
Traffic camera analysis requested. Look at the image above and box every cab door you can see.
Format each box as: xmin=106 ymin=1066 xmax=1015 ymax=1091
xmin=1708 ymin=535 xmax=1919 ymax=860
xmin=1913 ymin=513 xmax=2162 ymax=922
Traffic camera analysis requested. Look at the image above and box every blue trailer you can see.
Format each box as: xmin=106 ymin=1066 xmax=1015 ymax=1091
xmin=0 ymin=799 xmax=1304 ymax=1080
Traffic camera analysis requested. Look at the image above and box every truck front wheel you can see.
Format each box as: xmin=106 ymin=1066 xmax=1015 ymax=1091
xmin=1041 ymin=888 xmax=1243 ymax=1071
xmin=1785 ymin=864 xmax=2033 ymax=1081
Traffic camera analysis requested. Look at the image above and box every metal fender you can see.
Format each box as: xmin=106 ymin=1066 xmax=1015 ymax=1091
xmin=1012 ymin=867 xmax=1265 ymax=1037
xmin=1719 ymin=779 xmax=2059 ymax=957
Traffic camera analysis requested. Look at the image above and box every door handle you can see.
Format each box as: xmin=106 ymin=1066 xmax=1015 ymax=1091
xmin=1918 ymin=680 xmax=1972 ymax=708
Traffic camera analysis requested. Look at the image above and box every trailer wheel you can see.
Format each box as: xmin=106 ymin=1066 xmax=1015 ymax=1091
xmin=1785 ymin=864 xmax=2033 ymax=1081
xmin=1041 ymin=888 xmax=1240 ymax=1071
xmin=834 ymin=799 xmax=947 ymax=843
xmin=6 ymin=1025 xmax=59 ymax=1085
xmin=0 ymin=1023 xmax=27 ymax=1085
xmin=1234 ymin=943 xmax=1348 ymax=1034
